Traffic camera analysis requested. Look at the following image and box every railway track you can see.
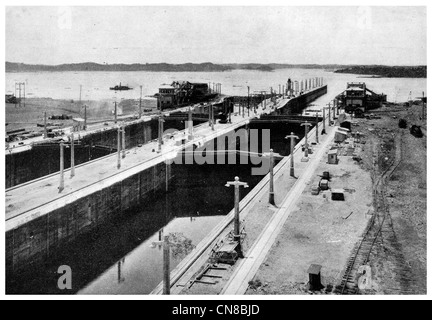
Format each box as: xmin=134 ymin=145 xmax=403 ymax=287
xmin=335 ymin=131 xmax=406 ymax=295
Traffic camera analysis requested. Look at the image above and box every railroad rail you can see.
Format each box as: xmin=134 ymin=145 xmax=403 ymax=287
xmin=335 ymin=132 xmax=404 ymax=294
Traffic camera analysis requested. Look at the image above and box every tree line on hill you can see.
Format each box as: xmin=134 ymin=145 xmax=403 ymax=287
xmin=5 ymin=62 xmax=426 ymax=78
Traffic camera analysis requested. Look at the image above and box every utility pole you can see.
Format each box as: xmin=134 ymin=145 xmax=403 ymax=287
xmin=158 ymin=113 xmax=164 ymax=153
xmin=79 ymin=85 xmax=82 ymax=103
xmin=151 ymin=235 xmax=171 ymax=295
xmin=270 ymin=87 xmax=273 ymax=106
xmin=83 ymin=105 xmax=87 ymax=130
xmin=44 ymin=111 xmax=48 ymax=139
xmin=247 ymin=86 xmax=250 ymax=117
xmin=122 ymin=125 xmax=126 ymax=159
xmin=301 ymin=121 xmax=312 ymax=162
xmin=114 ymin=101 xmax=118 ymax=124
xmin=59 ymin=142 xmax=65 ymax=193
xmin=117 ymin=126 xmax=121 ymax=169
xmin=315 ymin=112 xmax=319 ymax=144
xmin=23 ymin=82 xmax=25 ymax=107
xmin=188 ymin=106 xmax=193 ymax=140
xmin=322 ymin=107 xmax=327 ymax=134
xmin=70 ymin=133 xmax=75 ymax=178
xmin=333 ymin=99 xmax=336 ymax=120
xmin=225 ymin=177 xmax=248 ymax=258
xmin=139 ymin=85 xmax=143 ymax=118
xmin=285 ymin=132 xmax=299 ymax=177
xmin=211 ymin=103 xmax=215 ymax=131
xmin=242 ymin=100 xmax=245 ymax=118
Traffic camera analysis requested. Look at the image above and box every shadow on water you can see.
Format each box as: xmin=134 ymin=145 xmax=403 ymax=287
xmin=6 ymin=122 xmax=306 ymax=294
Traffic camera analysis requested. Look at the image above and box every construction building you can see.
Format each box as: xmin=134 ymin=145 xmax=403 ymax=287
xmin=338 ymin=82 xmax=387 ymax=116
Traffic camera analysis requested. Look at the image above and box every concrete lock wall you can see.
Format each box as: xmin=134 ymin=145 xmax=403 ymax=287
xmin=5 ymin=120 xmax=155 ymax=189
xmin=277 ymin=86 xmax=328 ymax=115
xmin=6 ymin=161 xmax=172 ymax=273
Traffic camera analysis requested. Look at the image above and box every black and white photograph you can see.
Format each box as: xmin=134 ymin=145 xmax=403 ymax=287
xmin=2 ymin=2 xmax=428 ymax=301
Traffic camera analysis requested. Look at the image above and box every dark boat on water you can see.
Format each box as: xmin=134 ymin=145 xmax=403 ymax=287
xmin=110 ymin=83 xmax=132 ymax=91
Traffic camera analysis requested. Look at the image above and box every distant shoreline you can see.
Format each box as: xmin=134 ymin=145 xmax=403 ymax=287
xmin=334 ymin=65 xmax=426 ymax=78
xmin=6 ymin=62 xmax=427 ymax=78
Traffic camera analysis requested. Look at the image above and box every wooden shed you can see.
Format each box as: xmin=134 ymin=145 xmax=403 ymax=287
xmin=328 ymin=149 xmax=338 ymax=164
xmin=307 ymin=264 xmax=323 ymax=291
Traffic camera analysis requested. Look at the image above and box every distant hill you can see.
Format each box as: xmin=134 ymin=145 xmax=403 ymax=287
xmin=6 ymin=62 xmax=426 ymax=76
xmin=5 ymin=62 xmax=232 ymax=72
xmin=334 ymin=65 xmax=426 ymax=78
xmin=6 ymin=61 xmax=355 ymax=73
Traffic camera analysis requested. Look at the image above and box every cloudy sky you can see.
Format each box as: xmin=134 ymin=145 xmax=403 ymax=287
xmin=5 ymin=5 xmax=427 ymax=65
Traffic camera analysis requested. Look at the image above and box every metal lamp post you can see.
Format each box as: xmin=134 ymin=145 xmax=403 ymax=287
xmin=247 ymin=86 xmax=250 ymax=117
xmin=139 ymin=85 xmax=143 ymax=118
xmin=114 ymin=101 xmax=118 ymax=124
xmin=211 ymin=104 xmax=215 ymax=131
xmin=322 ymin=107 xmax=326 ymax=134
xmin=122 ymin=125 xmax=126 ymax=159
xmin=70 ymin=133 xmax=75 ymax=178
xmin=59 ymin=142 xmax=65 ymax=193
xmin=188 ymin=106 xmax=193 ymax=140
xmin=83 ymin=105 xmax=87 ymax=130
xmin=158 ymin=113 xmax=165 ymax=153
xmin=117 ymin=126 xmax=122 ymax=169
xmin=300 ymin=121 xmax=312 ymax=162
xmin=225 ymin=177 xmax=249 ymax=258
xmin=263 ymin=149 xmax=282 ymax=205
xmin=285 ymin=132 xmax=299 ymax=177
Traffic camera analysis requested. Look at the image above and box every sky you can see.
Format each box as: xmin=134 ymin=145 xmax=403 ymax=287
xmin=4 ymin=5 xmax=428 ymax=66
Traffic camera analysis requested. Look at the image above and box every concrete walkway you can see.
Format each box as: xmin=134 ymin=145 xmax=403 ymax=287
xmin=5 ymin=96 xmax=287 ymax=232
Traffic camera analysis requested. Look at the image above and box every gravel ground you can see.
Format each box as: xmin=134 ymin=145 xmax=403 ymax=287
xmin=246 ymin=102 xmax=427 ymax=295
xmin=359 ymin=103 xmax=427 ymax=295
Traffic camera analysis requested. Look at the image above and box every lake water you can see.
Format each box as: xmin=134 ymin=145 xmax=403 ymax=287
xmin=6 ymin=68 xmax=427 ymax=106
